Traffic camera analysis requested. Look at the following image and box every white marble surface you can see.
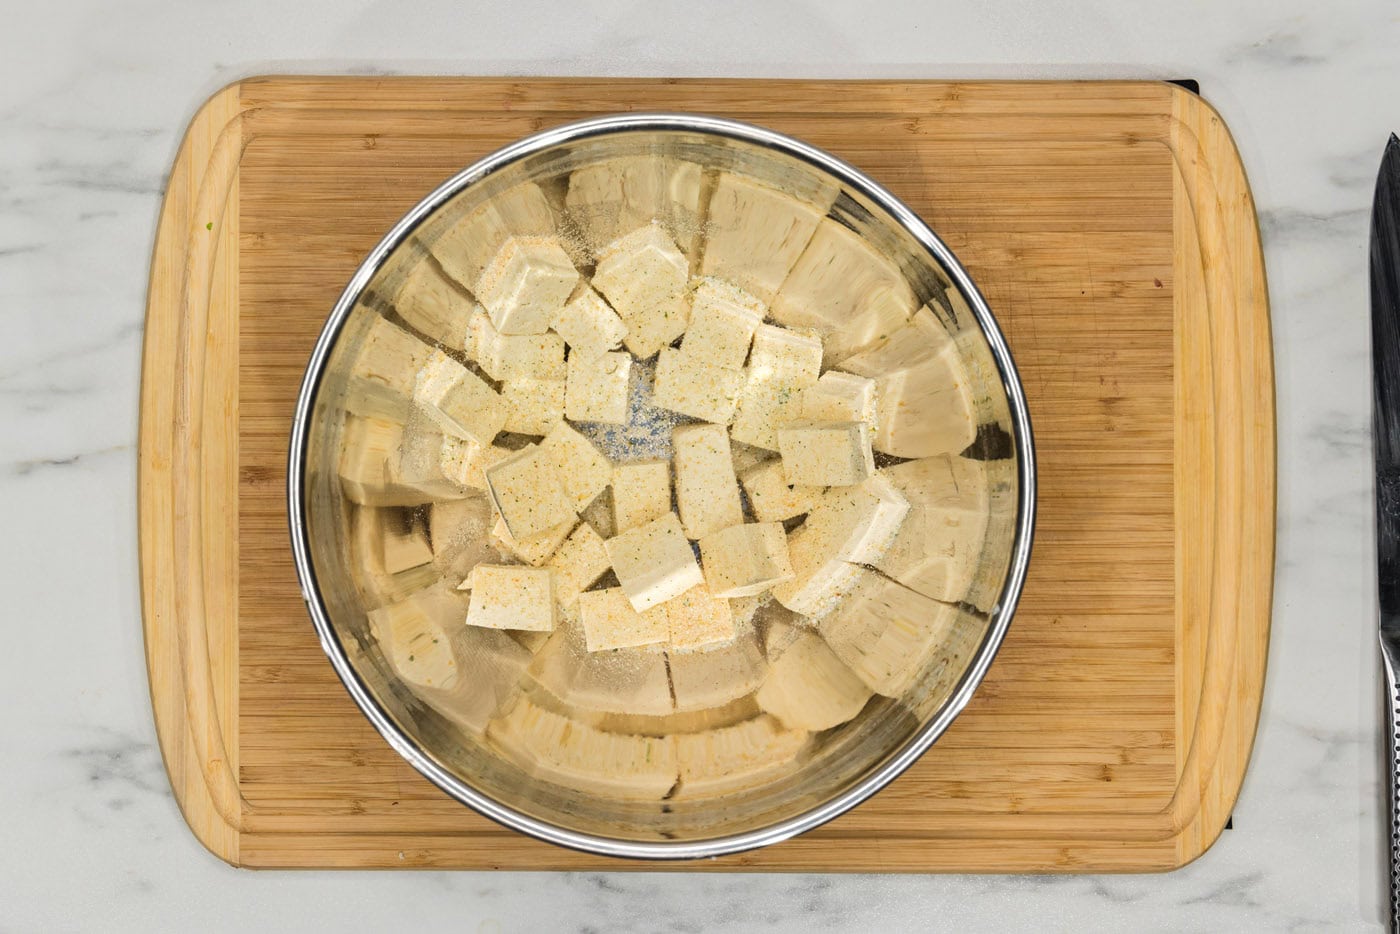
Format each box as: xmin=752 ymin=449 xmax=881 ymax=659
xmin=0 ymin=0 xmax=1388 ymax=929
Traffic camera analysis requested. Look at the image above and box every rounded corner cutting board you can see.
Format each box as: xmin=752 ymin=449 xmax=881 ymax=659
xmin=138 ymin=77 xmax=1274 ymax=872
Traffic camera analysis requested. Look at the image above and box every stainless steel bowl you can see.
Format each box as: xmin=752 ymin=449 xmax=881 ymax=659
xmin=288 ymin=114 xmax=1035 ymax=859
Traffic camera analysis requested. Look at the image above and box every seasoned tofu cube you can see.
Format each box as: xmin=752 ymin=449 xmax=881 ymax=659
xmin=429 ymin=182 xmax=557 ymax=293
xmin=665 ymin=585 xmax=736 ymax=649
xmin=382 ymin=515 xmax=434 ymax=574
xmin=680 ymin=278 xmax=765 ymax=369
xmin=565 ymin=156 xmax=707 ymax=258
xmin=440 ymin=436 xmax=513 ymax=491
xmin=603 ymin=511 xmax=704 ymax=612
xmin=473 ymin=314 xmax=567 ymax=381
xmin=413 ymin=350 xmax=507 ymax=445
xmin=799 ymin=371 xmax=878 ymax=431
xmin=345 ymin=316 xmax=435 ymax=421
xmin=591 ymin=223 xmax=689 ymax=359
xmin=777 ymin=421 xmax=874 ymax=487
xmin=484 ymin=443 xmax=576 ymax=540
xmin=392 ymin=259 xmax=477 ymax=348
xmin=565 ymin=349 xmax=632 ymax=424
xmin=550 ymin=284 xmax=627 ymax=361
xmin=475 ymin=235 xmax=579 ymax=335
xmin=611 ymin=459 xmax=672 ymax=533
xmin=651 ymin=347 xmax=745 ymax=424
xmin=538 ymin=422 xmax=613 ymax=512
xmin=698 ymin=522 xmax=794 ymax=598
xmin=672 ymin=423 xmax=744 ymax=540
xmin=578 ymin=587 xmax=670 ymax=651
xmin=699 ymin=173 xmax=833 ymax=303
xmin=730 ymin=324 xmax=823 ymax=450
xmin=546 ymin=522 xmax=612 ymax=609
xmin=739 ymin=459 xmax=822 ymax=522
xmin=770 ymin=475 xmax=910 ymax=617
xmin=499 ymin=378 xmax=565 ymax=436
xmin=837 ymin=307 xmax=976 ymax=458
xmin=491 ymin=515 xmax=576 ymax=567
xmin=770 ymin=218 xmax=918 ymax=366
xmin=466 ymin=565 xmax=556 ymax=632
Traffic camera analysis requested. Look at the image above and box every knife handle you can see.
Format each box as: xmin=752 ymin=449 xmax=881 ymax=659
xmin=1385 ymin=643 xmax=1400 ymax=931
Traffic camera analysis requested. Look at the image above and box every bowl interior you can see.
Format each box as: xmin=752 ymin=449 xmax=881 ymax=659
xmin=296 ymin=121 xmax=1028 ymax=853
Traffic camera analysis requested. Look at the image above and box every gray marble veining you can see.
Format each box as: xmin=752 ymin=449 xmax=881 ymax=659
xmin=1 ymin=0 xmax=1393 ymax=929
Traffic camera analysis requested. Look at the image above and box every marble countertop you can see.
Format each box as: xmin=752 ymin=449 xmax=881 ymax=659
xmin=1 ymin=0 xmax=1386 ymax=929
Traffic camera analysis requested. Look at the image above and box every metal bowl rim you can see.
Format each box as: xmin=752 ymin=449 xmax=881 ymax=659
xmin=286 ymin=111 xmax=1037 ymax=861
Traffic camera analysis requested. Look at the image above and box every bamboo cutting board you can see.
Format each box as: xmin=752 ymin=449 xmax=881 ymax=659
xmin=138 ymin=77 xmax=1273 ymax=871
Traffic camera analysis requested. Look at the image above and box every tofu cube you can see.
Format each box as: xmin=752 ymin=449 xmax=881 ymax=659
xmin=475 ymin=235 xmax=579 ymax=335
xmin=800 ymin=371 xmax=878 ymax=430
xmin=440 ymin=436 xmax=513 ymax=491
xmin=730 ymin=324 xmax=823 ymax=450
xmin=345 ymin=317 xmax=435 ymax=421
xmin=612 ymin=459 xmax=672 ymax=533
xmin=651 ymin=347 xmax=745 ymax=424
xmin=681 ymin=278 xmax=765 ymax=369
xmin=413 ymin=350 xmax=507 ymax=445
xmin=591 ymin=223 xmax=689 ymax=359
xmin=491 ymin=515 xmax=576 ymax=567
xmin=466 ymin=565 xmax=556 ymax=632
xmin=699 ymin=173 xmax=832 ymax=302
xmin=698 ymin=522 xmax=794 ymax=598
xmin=603 ymin=511 xmax=704 ymax=612
xmin=551 ymin=284 xmax=628 ymax=361
xmin=739 ymin=459 xmax=823 ymax=522
xmin=538 ymin=422 xmax=613 ymax=512
xmin=578 ymin=587 xmax=670 ymax=651
xmin=565 ymin=349 xmax=632 ymax=424
xmin=393 ymin=259 xmax=477 ymax=348
xmin=672 ymin=424 xmax=744 ymax=540
xmin=546 ymin=522 xmax=613 ymax=608
xmin=484 ymin=443 xmax=576 ymax=540
xmin=665 ymin=585 xmax=737 ymax=649
xmin=777 ymin=421 xmax=875 ymax=487
xmin=499 ymin=378 xmax=565 ymax=436
xmin=473 ymin=314 xmax=567 ymax=381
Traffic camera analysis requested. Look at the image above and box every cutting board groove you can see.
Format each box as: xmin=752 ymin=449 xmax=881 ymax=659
xmin=138 ymin=77 xmax=1273 ymax=871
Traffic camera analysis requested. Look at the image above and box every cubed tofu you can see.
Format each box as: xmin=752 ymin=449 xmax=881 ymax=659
xmin=491 ymin=515 xmax=577 ymax=567
xmin=565 ymin=156 xmax=707 ymax=258
xmin=699 ymin=173 xmax=833 ymax=302
xmin=473 ymin=314 xmax=567 ymax=381
xmin=673 ymin=715 xmax=807 ymax=798
xmin=382 ymin=515 xmax=434 ymax=574
xmin=611 ymin=459 xmax=672 ymax=533
xmin=756 ymin=628 xmax=872 ymax=731
xmin=730 ymin=324 xmax=823 ymax=450
xmin=538 ymin=422 xmax=613 ymax=512
xmin=474 ymin=235 xmax=579 ymax=335
xmin=591 ymin=223 xmax=689 ymax=359
xmin=777 ymin=421 xmax=875 ymax=487
xmin=837 ymin=307 xmax=977 ymax=458
xmin=429 ymin=182 xmax=557 ymax=292
xmin=392 ymin=258 xmax=477 ymax=348
xmin=681 ymin=278 xmax=765 ymax=369
xmin=665 ymin=584 xmax=737 ymax=649
xmin=565 ymin=349 xmax=632 ymax=424
xmin=440 ymin=436 xmax=513 ymax=491
xmin=800 ymin=371 xmax=878 ymax=431
xmin=603 ymin=511 xmax=704 ymax=612
xmin=499 ymin=378 xmax=566 ymax=436
xmin=651 ymin=347 xmax=745 ymax=424
xmin=484 ymin=443 xmax=576 ymax=540
xmin=874 ymin=456 xmax=990 ymax=604
xmin=672 ymin=423 xmax=744 ymax=540
xmin=770 ymin=218 xmax=918 ymax=365
xmin=698 ymin=522 xmax=794 ymax=598
xmin=550 ymin=284 xmax=628 ymax=361
xmin=578 ymin=587 xmax=670 ymax=651
xmin=466 ymin=565 xmax=556 ymax=632
xmin=770 ymin=475 xmax=910 ymax=617
xmin=739 ymin=459 xmax=823 ymax=522
xmin=413 ymin=350 xmax=507 ymax=445
xmin=345 ymin=316 xmax=435 ymax=421
xmin=546 ymin=522 xmax=612 ymax=609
